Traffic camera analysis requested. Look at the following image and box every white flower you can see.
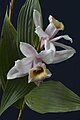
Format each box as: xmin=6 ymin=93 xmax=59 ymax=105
xmin=7 ymin=42 xmax=52 ymax=86
xmin=33 ymin=9 xmax=76 ymax=63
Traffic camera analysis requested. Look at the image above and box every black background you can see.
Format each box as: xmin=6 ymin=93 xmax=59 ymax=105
xmin=0 ymin=0 xmax=80 ymax=120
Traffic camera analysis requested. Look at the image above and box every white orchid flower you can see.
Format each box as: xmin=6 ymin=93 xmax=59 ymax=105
xmin=7 ymin=42 xmax=52 ymax=86
xmin=33 ymin=10 xmax=76 ymax=63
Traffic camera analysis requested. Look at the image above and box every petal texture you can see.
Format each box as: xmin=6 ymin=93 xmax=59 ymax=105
xmin=45 ymin=23 xmax=57 ymax=38
xmin=52 ymin=50 xmax=75 ymax=64
xmin=7 ymin=58 xmax=32 ymax=79
xmin=20 ymin=42 xmax=38 ymax=57
xmin=35 ymin=26 xmax=49 ymax=40
xmin=51 ymin=35 xmax=72 ymax=43
xmin=33 ymin=9 xmax=42 ymax=27
xmin=39 ymin=49 xmax=55 ymax=64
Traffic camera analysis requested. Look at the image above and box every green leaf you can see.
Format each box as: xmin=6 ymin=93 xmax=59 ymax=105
xmin=17 ymin=0 xmax=43 ymax=51
xmin=0 ymin=78 xmax=35 ymax=115
xmin=0 ymin=77 xmax=1 ymax=88
xmin=0 ymin=0 xmax=43 ymax=112
xmin=25 ymin=81 xmax=80 ymax=113
xmin=0 ymin=13 xmax=19 ymax=90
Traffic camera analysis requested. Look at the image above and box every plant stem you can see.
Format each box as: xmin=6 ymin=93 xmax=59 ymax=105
xmin=17 ymin=109 xmax=22 ymax=120
xmin=9 ymin=0 xmax=14 ymax=21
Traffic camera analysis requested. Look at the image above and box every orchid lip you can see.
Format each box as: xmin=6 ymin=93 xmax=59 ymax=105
xmin=28 ymin=63 xmax=52 ymax=86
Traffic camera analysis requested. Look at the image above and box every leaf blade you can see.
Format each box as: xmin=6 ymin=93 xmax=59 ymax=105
xmin=0 ymin=78 xmax=35 ymax=115
xmin=17 ymin=0 xmax=43 ymax=51
xmin=0 ymin=13 xmax=19 ymax=90
xmin=25 ymin=81 xmax=80 ymax=113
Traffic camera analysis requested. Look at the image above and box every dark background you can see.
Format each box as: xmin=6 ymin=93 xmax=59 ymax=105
xmin=0 ymin=0 xmax=80 ymax=120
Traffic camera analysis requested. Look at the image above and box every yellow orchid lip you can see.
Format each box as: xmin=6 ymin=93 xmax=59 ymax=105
xmin=28 ymin=65 xmax=47 ymax=82
xmin=49 ymin=15 xmax=64 ymax=30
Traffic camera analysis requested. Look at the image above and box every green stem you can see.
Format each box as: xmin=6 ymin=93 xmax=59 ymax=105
xmin=17 ymin=100 xmax=25 ymax=120
xmin=17 ymin=109 xmax=22 ymax=120
xmin=9 ymin=0 xmax=14 ymax=21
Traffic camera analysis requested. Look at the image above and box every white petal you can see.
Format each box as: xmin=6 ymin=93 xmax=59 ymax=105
xmin=33 ymin=9 xmax=42 ymax=27
xmin=7 ymin=58 xmax=32 ymax=79
xmin=54 ymin=42 xmax=76 ymax=53
xmin=45 ymin=23 xmax=58 ymax=38
xmin=46 ymin=15 xmax=64 ymax=38
xmin=7 ymin=66 xmax=25 ymax=79
xmin=35 ymin=26 xmax=49 ymax=40
xmin=20 ymin=42 xmax=38 ymax=57
xmin=51 ymin=42 xmax=76 ymax=64
xmin=52 ymin=49 xmax=75 ymax=64
xmin=15 ymin=57 xmax=33 ymax=73
xmin=51 ymin=35 xmax=73 ymax=43
xmin=44 ymin=40 xmax=56 ymax=53
xmin=40 ymin=39 xmax=44 ymax=49
xmin=39 ymin=49 xmax=55 ymax=64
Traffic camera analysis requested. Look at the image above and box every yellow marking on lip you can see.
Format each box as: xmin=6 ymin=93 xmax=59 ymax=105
xmin=50 ymin=16 xmax=64 ymax=30
xmin=28 ymin=65 xmax=47 ymax=82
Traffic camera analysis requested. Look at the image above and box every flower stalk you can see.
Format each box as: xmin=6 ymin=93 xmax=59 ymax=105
xmin=17 ymin=109 xmax=22 ymax=120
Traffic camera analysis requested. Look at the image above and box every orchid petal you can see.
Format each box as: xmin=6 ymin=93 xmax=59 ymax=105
xmin=54 ymin=42 xmax=76 ymax=53
xmin=45 ymin=15 xmax=64 ymax=38
xmin=43 ymin=64 xmax=52 ymax=77
xmin=45 ymin=23 xmax=58 ymax=38
xmin=7 ymin=58 xmax=32 ymax=79
xmin=44 ymin=40 xmax=56 ymax=52
xmin=49 ymin=15 xmax=64 ymax=30
xmin=15 ymin=58 xmax=33 ymax=73
xmin=40 ymin=39 xmax=44 ymax=49
xmin=51 ymin=35 xmax=73 ymax=43
xmin=39 ymin=49 xmax=55 ymax=64
xmin=52 ymin=49 xmax=75 ymax=64
xmin=20 ymin=42 xmax=38 ymax=57
xmin=35 ymin=26 xmax=49 ymax=40
xmin=33 ymin=9 xmax=42 ymax=27
xmin=7 ymin=66 xmax=24 ymax=79
xmin=51 ymin=42 xmax=76 ymax=64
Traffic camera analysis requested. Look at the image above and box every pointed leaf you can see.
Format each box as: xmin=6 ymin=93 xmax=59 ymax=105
xmin=0 ymin=13 xmax=19 ymax=90
xmin=25 ymin=81 xmax=80 ymax=113
xmin=17 ymin=0 xmax=43 ymax=51
xmin=0 ymin=78 xmax=35 ymax=115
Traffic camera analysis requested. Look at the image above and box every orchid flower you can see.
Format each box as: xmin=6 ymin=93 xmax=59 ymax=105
xmin=33 ymin=10 xmax=76 ymax=63
xmin=7 ymin=42 xmax=52 ymax=86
